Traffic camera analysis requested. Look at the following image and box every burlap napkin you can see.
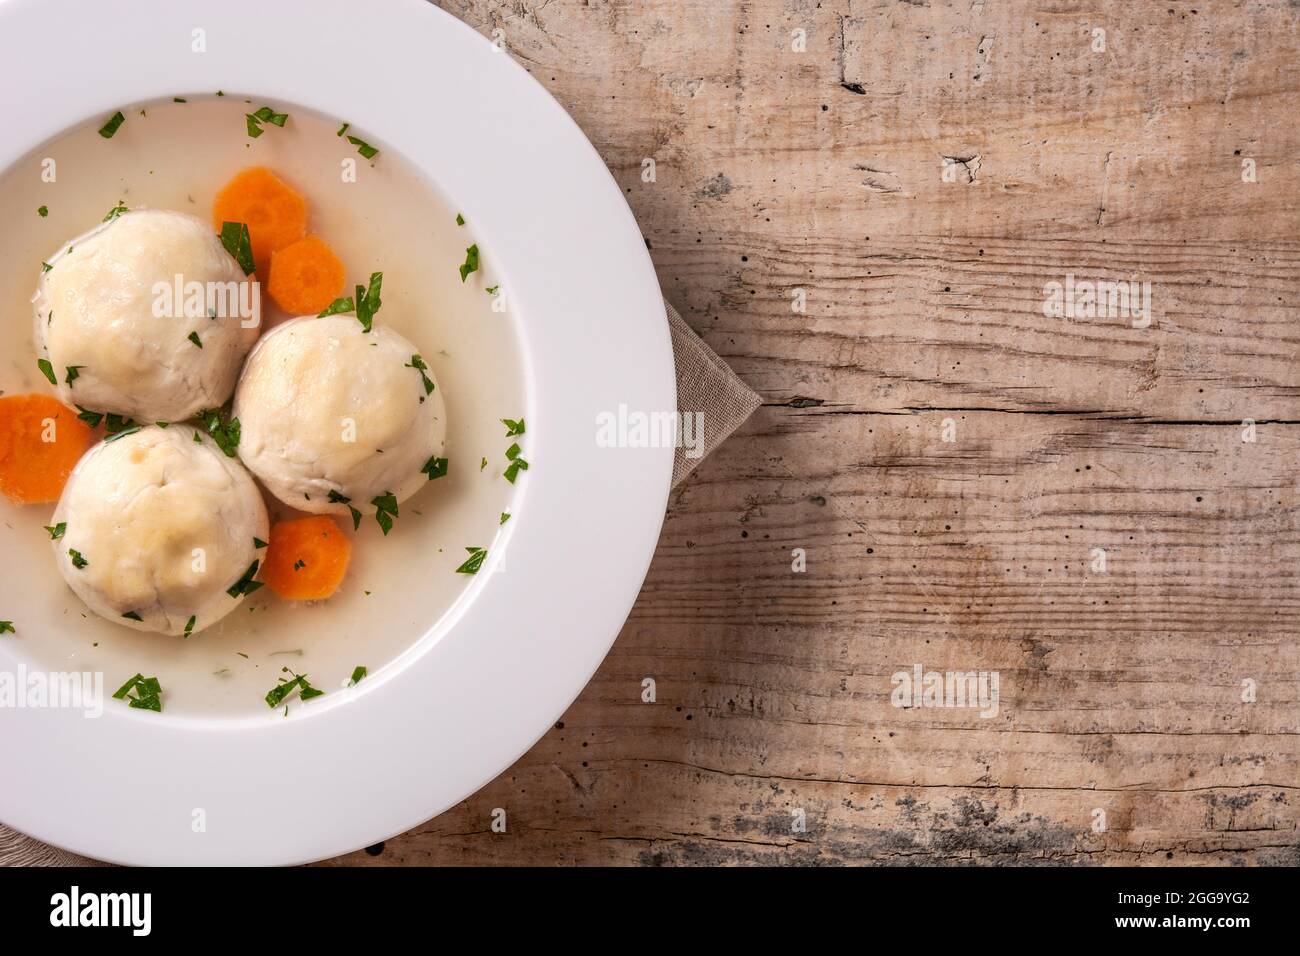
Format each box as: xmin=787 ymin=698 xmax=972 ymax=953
xmin=0 ymin=301 xmax=762 ymax=866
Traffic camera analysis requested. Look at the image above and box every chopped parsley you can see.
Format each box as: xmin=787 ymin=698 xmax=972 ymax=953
xmin=318 ymin=296 xmax=354 ymax=317
xmin=102 ymin=201 xmax=130 ymax=222
xmin=246 ymin=105 xmax=288 ymax=138
xmin=480 ymin=457 xmax=488 ymax=472
xmin=219 ymin=221 xmax=256 ymax=275
xmin=122 ymin=611 xmax=143 ymax=622
xmin=226 ymin=559 xmax=263 ymax=597
xmin=42 ymin=261 xmax=53 ymax=273
xmin=329 ymin=490 xmax=363 ymax=530
xmin=98 ymin=111 xmax=126 ymax=139
xmin=336 ymin=122 xmax=350 ymax=137
xmin=265 ymin=667 xmax=324 ymax=708
xmin=173 ymin=97 xmax=188 ymax=103
xmin=184 ymin=615 xmax=196 ymax=637
xmin=112 ymin=673 xmax=162 ymax=712
xmin=455 ymin=213 xmax=465 ymax=226
xmin=405 ymin=354 xmax=435 ymax=394
xmin=485 ymin=284 xmax=500 ymax=296
xmin=458 ymin=244 xmax=479 ymax=282
xmin=74 ymin=406 xmax=102 ymax=427
xmin=501 ymin=418 xmax=525 ymax=437
xmin=103 ymin=413 xmax=135 ymax=436
xmin=500 ymin=512 xmax=511 ymax=525
xmin=0 ymin=621 xmax=14 ymax=635
xmin=64 ymin=365 xmax=84 ymax=387
xmin=371 ymin=492 xmax=399 ymax=535
xmin=456 ymin=546 xmax=487 ymax=574
xmin=200 ymin=408 xmax=241 ymax=457
xmin=421 ymin=456 xmax=448 ymax=480
xmin=345 ymin=134 xmax=379 ymax=159
xmin=188 ymin=331 xmax=203 ymax=348
xmin=103 ymin=424 xmax=141 ymax=443
xmin=37 ymin=205 xmax=48 ymax=218
xmin=44 ymin=522 xmax=66 ymax=540
xmin=355 ymin=272 xmax=383 ymax=332
xmin=37 ymin=358 xmax=56 ymax=385
xmin=68 ymin=549 xmax=88 ymax=569
xmin=504 ymin=443 xmax=530 ymax=483
xmin=349 ymin=666 xmax=367 ymax=686
xmin=253 ymin=537 xmax=268 ymax=549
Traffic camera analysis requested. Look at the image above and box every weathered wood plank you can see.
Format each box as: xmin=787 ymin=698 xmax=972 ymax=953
xmin=321 ymin=0 xmax=1300 ymax=865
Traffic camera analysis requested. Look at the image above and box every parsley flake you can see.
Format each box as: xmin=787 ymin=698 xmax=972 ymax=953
xmin=112 ymin=673 xmax=162 ymax=712
xmin=98 ymin=111 xmax=126 ymax=139
xmin=456 ymin=546 xmax=487 ymax=574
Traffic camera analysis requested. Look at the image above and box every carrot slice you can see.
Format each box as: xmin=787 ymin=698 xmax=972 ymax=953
xmin=0 ymin=394 xmax=93 ymax=504
xmin=268 ymin=235 xmax=346 ymax=315
xmin=212 ymin=167 xmax=308 ymax=275
xmin=262 ymin=515 xmax=352 ymax=600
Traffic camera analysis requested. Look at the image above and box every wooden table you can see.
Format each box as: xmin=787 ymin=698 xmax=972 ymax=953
xmin=328 ymin=0 xmax=1300 ymax=865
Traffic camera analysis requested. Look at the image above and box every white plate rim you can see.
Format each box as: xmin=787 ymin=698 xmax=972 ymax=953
xmin=0 ymin=0 xmax=674 ymax=865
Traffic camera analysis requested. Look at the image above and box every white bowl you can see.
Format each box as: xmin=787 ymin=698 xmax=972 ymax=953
xmin=0 ymin=0 xmax=674 ymax=865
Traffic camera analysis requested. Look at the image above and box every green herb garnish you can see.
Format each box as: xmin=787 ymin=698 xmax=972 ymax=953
xmin=103 ymin=413 xmax=135 ymax=436
xmin=44 ymin=522 xmax=66 ymax=540
xmin=371 ymin=492 xmax=399 ymax=535
xmin=329 ymin=490 xmax=362 ymax=529
xmin=421 ymin=456 xmax=448 ymax=480
xmin=200 ymin=408 xmax=241 ymax=457
xmin=184 ymin=615 xmax=196 ymax=637
xmin=318 ymin=296 xmax=354 ymax=317
xmin=122 ymin=611 xmax=143 ymax=622
xmin=98 ymin=111 xmax=126 ymax=139
xmin=355 ymin=272 xmax=383 ymax=332
xmin=501 ymin=418 xmax=525 ymax=437
xmin=42 ymin=261 xmax=53 ymax=273
xmin=504 ymin=443 xmax=530 ymax=483
xmin=226 ymin=559 xmax=263 ymax=597
xmin=102 ymin=201 xmax=129 ymax=222
xmin=345 ymin=134 xmax=379 ymax=159
xmin=112 ymin=673 xmax=162 ymax=712
xmin=219 ymin=221 xmax=255 ymax=275
xmin=265 ymin=667 xmax=322 ymax=708
xmin=0 ymin=621 xmax=14 ymax=635
xmin=64 ymin=365 xmax=84 ymax=387
xmin=37 ymin=358 xmax=56 ymax=385
xmin=37 ymin=205 xmax=48 ymax=218
xmin=74 ymin=406 xmax=103 ymax=428
xmin=485 ymin=284 xmax=500 ymax=296
xmin=499 ymin=512 xmax=511 ymax=525
xmin=456 ymin=546 xmax=487 ymax=574
xmin=349 ymin=666 xmax=367 ymax=686
xmin=68 ymin=549 xmax=88 ymax=569
xmin=253 ymin=537 xmax=268 ymax=549
xmin=188 ymin=331 xmax=203 ymax=348
xmin=246 ymin=106 xmax=288 ymax=139
xmin=458 ymin=243 xmax=479 ymax=282
xmin=405 ymin=354 xmax=434 ymax=394
xmin=103 ymin=424 xmax=141 ymax=443
xmin=455 ymin=213 xmax=465 ymax=226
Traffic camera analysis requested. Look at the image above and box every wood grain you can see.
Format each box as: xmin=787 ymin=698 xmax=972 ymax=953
xmin=324 ymin=0 xmax=1300 ymax=865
